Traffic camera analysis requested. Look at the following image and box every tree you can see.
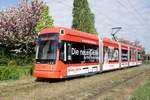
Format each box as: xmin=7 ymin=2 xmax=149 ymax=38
xmin=0 ymin=0 xmax=45 ymax=65
xmin=35 ymin=5 xmax=54 ymax=32
xmin=0 ymin=0 xmax=44 ymax=52
xmin=72 ymin=0 xmax=97 ymax=35
xmin=141 ymin=47 xmax=146 ymax=60
xmin=118 ymin=38 xmax=142 ymax=47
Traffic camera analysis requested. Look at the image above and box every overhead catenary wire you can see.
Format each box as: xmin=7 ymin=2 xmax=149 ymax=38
xmin=116 ymin=0 xmax=150 ymax=33
xmin=54 ymin=0 xmax=114 ymax=35
xmin=54 ymin=0 xmax=142 ymax=29
xmin=55 ymin=0 xmax=116 ymax=26
xmin=53 ymin=0 xmax=132 ymax=39
xmin=51 ymin=0 xmax=149 ymax=37
xmin=48 ymin=0 xmax=150 ymax=53
xmin=127 ymin=0 xmax=150 ymax=31
xmin=54 ymin=0 xmax=133 ymax=39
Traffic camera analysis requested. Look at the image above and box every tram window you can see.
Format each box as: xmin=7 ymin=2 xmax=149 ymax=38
xmin=84 ymin=44 xmax=99 ymax=63
xmin=138 ymin=52 xmax=142 ymax=60
xmin=110 ymin=48 xmax=119 ymax=62
xmin=130 ymin=48 xmax=135 ymax=60
xmin=71 ymin=42 xmax=84 ymax=64
xmin=103 ymin=46 xmax=119 ymax=63
xmin=60 ymin=41 xmax=99 ymax=64
xmin=59 ymin=42 xmax=65 ymax=61
xmin=67 ymin=43 xmax=72 ymax=61
xmin=130 ymin=50 xmax=131 ymax=60
xmin=108 ymin=48 xmax=114 ymax=61
xmin=103 ymin=46 xmax=109 ymax=63
xmin=134 ymin=50 xmax=137 ymax=60
xmin=121 ymin=49 xmax=128 ymax=61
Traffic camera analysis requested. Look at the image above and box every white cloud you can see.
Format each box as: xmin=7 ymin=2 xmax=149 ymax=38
xmin=45 ymin=0 xmax=150 ymax=53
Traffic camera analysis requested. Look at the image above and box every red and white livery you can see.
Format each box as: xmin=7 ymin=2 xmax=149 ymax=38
xmin=34 ymin=27 xmax=142 ymax=79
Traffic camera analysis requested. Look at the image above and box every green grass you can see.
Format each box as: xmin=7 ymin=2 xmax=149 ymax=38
xmin=0 ymin=65 xmax=33 ymax=81
xmin=130 ymin=77 xmax=150 ymax=100
xmin=143 ymin=60 xmax=150 ymax=65
xmin=0 ymin=47 xmax=34 ymax=81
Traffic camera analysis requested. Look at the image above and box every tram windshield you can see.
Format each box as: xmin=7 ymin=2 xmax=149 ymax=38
xmin=36 ymin=33 xmax=58 ymax=64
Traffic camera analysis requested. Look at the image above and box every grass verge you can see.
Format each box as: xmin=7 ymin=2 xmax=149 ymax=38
xmin=130 ymin=75 xmax=150 ymax=100
xmin=0 ymin=65 xmax=33 ymax=81
xmin=143 ymin=60 xmax=150 ymax=64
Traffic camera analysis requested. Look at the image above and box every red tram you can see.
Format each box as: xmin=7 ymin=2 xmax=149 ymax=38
xmin=34 ymin=27 xmax=142 ymax=79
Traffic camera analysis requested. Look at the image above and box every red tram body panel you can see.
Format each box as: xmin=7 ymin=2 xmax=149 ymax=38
xmin=34 ymin=27 xmax=142 ymax=79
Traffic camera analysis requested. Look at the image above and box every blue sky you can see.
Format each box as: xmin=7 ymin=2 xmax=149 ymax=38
xmin=0 ymin=0 xmax=19 ymax=10
xmin=0 ymin=0 xmax=150 ymax=53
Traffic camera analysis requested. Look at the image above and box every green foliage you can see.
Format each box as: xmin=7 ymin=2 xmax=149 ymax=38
xmin=72 ymin=0 xmax=97 ymax=35
xmin=0 ymin=47 xmax=10 ymax=66
xmin=0 ymin=44 xmax=34 ymax=81
xmin=10 ymin=51 xmax=35 ymax=66
xmin=143 ymin=60 xmax=150 ymax=64
xmin=0 ymin=65 xmax=33 ymax=81
xmin=141 ymin=47 xmax=146 ymax=60
xmin=0 ymin=1 xmax=54 ymax=66
xmin=0 ymin=45 xmax=35 ymax=66
xmin=130 ymin=77 xmax=150 ymax=100
xmin=142 ymin=48 xmax=145 ymax=54
xmin=142 ymin=48 xmax=146 ymax=55
xmin=0 ymin=2 xmax=54 ymax=81
xmin=35 ymin=5 xmax=54 ymax=32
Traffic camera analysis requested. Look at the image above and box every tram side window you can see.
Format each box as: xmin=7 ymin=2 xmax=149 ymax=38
xmin=138 ymin=52 xmax=142 ymax=60
xmin=109 ymin=48 xmax=119 ymax=62
xmin=67 ymin=43 xmax=72 ymax=61
xmin=60 ymin=41 xmax=99 ymax=64
xmin=134 ymin=50 xmax=137 ymax=60
xmin=84 ymin=44 xmax=99 ymax=63
xmin=130 ymin=50 xmax=131 ymax=60
xmin=70 ymin=42 xmax=84 ymax=63
xmin=70 ymin=42 xmax=99 ymax=63
xmin=59 ymin=42 xmax=73 ymax=63
xmin=130 ymin=49 xmax=135 ymax=61
xmin=59 ymin=42 xmax=65 ymax=61
xmin=103 ymin=47 xmax=109 ymax=63
xmin=122 ymin=49 xmax=128 ymax=61
xmin=103 ymin=46 xmax=119 ymax=63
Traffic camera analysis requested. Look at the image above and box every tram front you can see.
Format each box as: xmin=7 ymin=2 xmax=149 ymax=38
xmin=33 ymin=32 xmax=61 ymax=79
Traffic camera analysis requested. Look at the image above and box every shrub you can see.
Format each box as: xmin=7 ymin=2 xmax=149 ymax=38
xmin=0 ymin=47 xmax=10 ymax=66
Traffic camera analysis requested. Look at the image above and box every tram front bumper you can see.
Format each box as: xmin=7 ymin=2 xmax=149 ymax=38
xmin=34 ymin=70 xmax=61 ymax=79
